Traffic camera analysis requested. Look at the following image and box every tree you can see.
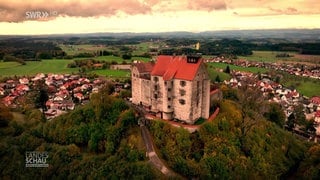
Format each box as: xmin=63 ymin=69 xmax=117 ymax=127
xmin=264 ymin=103 xmax=286 ymax=127
xmin=0 ymin=104 xmax=13 ymax=127
xmin=275 ymin=76 xmax=281 ymax=84
xmin=33 ymin=80 xmax=49 ymax=114
xmin=304 ymin=119 xmax=316 ymax=135
xmin=286 ymin=104 xmax=307 ymax=131
xmin=287 ymin=113 xmax=295 ymax=130
xmin=224 ymin=65 xmax=231 ymax=74
xmin=122 ymin=54 xmax=132 ymax=60
xmin=294 ymin=104 xmax=307 ymax=126
xmin=215 ymin=75 xmax=221 ymax=82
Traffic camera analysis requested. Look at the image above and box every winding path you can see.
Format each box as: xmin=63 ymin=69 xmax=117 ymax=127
xmin=140 ymin=125 xmax=176 ymax=176
xmin=126 ymin=101 xmax=179 ymax=177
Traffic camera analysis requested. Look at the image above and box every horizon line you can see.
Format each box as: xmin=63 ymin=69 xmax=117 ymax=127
xmin=1 ymin=28 xmax=320 ymax=36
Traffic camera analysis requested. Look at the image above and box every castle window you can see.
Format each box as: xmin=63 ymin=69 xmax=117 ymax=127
xmin=168 ymin=97 xmax=171 ymax=101
xmin=180 ymin=81 xmax=186 ymax=87
xmin=153 ymin=77 xmax=158 ymax=82
xmin=168 ymin=88 xmax=171 ymax=92
xmin=154 ymin=85 xmax=158 ymax=90
xmin=179 ymin=99 xmax=185 ymax=105
xmin=180 ymin=89 xmax=186 ymax=96
xmin=168 ymin=105 xmax=171 ymax=109
xmin=154 ymin=94 xmax=158 ymax=99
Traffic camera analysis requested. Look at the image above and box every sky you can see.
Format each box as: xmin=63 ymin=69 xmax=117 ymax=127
xmin=0 ymin=0 xmax=319 ymax=35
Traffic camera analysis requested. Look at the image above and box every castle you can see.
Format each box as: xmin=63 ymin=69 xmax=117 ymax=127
xmin=131 ymin=55 xmax=210 ymax=124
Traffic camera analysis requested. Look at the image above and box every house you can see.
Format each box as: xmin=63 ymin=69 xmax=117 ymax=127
xmin=16 ymin=84 xmax=29 ymax=92
xmin=315 ymin=110 xmax=320 ymax=123
xmin=53 ymin=96 xmax=64 ymax=102
xmin=3 ymin=95 xmax=16 ymax=106
xmin=131 ymin=55 xmax=210 ymax=124
xmin=310 ymin=96 xmax=320 ymax=105
xmin=74 ymin=93 xmax=84 ymax=101
xmin=110 ymin=64 xmax=131 ymax=70
xmin=19 ymin=78 xmax=29 ymax=85
xmin=0 ymin=87 xmax=5 ymax=96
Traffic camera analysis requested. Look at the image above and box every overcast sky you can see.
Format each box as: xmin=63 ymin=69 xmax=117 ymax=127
xmin=0 ymin=0 xmax=319 ymax=35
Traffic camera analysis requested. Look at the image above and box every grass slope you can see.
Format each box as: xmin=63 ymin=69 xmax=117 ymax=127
xmin=208 ymin=62 xmax=268 ymax=73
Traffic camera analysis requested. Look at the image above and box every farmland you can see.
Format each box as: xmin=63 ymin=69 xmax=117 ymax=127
xmin=0 ymin=60 xmax=76 ymax=76
xmin=0 ymin=55 xmax=147 ymax=78
xmin=281 ymin=75 xmax=320 ymax=97
xmin=207 ymin=62 xmax=269 ymax=73
xmin=239 ymin=51 xmax=320 ymax=65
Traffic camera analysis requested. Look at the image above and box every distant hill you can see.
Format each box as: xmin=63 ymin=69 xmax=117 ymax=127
xmin=1 ymin=29 xmax=319 ymax=42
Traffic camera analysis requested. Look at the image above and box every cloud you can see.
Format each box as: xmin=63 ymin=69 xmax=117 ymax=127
xmin=188 ymin=0 xmax=227 ymax=11
xmin=1 ymin=0 xmax=319 ymax=23
xmin=0 ymin=0 xmax=152 ymax=22
xmin=269 ymin=7 xmax=299 ymax=15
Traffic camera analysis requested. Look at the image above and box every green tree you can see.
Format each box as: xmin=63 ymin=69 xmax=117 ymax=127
xmin=215 ymin=75 xmax=221 ymax=82
xmin=287 ymin=113 xmax=295 ymax=130
xmin=33 ymin=80 xmax=49 ymax=115
xmin=224 ymin=65 xmax=231 ymax=74
xmin=264 ymin=102 xmax=286 ymax=127
xmin=0 ymin=104 xmax=13 ymax=127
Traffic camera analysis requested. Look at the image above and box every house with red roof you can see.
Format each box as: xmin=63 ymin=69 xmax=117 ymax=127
xmin=310 ymin=96 xmax=320 ymax=105
xmin=131 ymin=55 xmax=210 ymax=124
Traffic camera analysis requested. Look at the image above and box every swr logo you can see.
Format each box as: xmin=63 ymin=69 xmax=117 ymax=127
xmin=25 ymin=11 xmax=57 ymax=19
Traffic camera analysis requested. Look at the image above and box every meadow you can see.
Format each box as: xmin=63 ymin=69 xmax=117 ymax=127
xmin=207 ymin=62 xmax=269 ymax=73
xmin=0 ymin=55 xmax=149 ymax=78
xmin=59 ymin=42 xmax=163 ymax=57
xmin=239 ymin=51 xmax=320 ymax=65
xmin=207 ymin=67 xmax=231 ymax=82
xmin=0 ymin=60 xmax=76 ymax=76
xmin=238 ymin=51 xmax=295 ymax=62
xmin=282 ymin=77 xmax=320 ymax=97
xmin=59 ymin=44 xmax=109 ymax=55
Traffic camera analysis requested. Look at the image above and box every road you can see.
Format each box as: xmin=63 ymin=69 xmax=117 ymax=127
xmin=140 ymin=125 xmax=176 ymax=176
xmin=125 ymin=101 xmax=179 ymax=177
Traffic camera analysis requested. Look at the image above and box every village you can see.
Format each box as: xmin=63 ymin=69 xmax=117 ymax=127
xmin=0 ymin=73 xmax=112 ymax=119
xmin=223 ymin=69 xmax=320 ymax=139
xmin=206 ymin=56 xmax=320 ymax=80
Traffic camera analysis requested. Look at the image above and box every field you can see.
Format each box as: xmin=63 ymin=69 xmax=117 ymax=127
xmin=282 ymin=78 xmax=320 ymax=97
xmin=93 ymin=69 xmax=130 ymax=78
xmin=0 ymin=60 xmax=76 ymax=76
xmin=59 ymin=42 xmax=163 ymax=57
xmin=238 ymin=51 xmax=295 ymax=62
xmin=59 ymin=44 xmax=110 ymax=55
xmin=208 ymin=62 xmax=269 ymax=73
xmin=239 ymin=51 xmax=320 ymax=65
xmin=207 ymin=67 xmax=231 ymax=82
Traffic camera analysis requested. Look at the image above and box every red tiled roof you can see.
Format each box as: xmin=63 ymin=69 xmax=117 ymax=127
xmin=310 ymin=96 xmax=320 ymax=105
xmin=315 ymin=110 xmax=320 ymax=118
xmin=134 ymin=62 xmax=154 ymax=73
xmin=151 ymin=55 xmax=202 ymax=81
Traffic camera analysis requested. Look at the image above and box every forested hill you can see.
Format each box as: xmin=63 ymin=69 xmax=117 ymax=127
xmin=0 ymin=86 xmax=319 ymax=179
xmin=0 ymin=89 xmax=159 ymax=179
xmin=147 ymin=86 xmax=320 ymax=179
